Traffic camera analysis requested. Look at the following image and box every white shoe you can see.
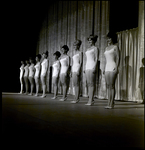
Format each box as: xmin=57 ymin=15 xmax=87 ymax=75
xmin=40 ymin=94 xmax=46 ymax=98
xmin=59 ymin=97 xmax=67 ymax=101
xmin=34 ymin=94 xmax=38 ymax=97
xmin=51 ymin=96 xmax=57 ymax=99
xmin=28 ymin=93 xmax=33 ymax=96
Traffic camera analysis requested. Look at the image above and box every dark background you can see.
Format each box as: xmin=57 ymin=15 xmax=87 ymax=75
xmin=2 ymin=1 xmax=139 ymax=92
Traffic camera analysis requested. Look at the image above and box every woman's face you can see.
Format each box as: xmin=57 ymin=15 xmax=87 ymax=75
xmin=107 ymin=37 xmax=112 ymax=45
xmin=88 ymin=39 xmax=94 ymax=46
xmin=61 ymin=48 xmax=66 ymax=54
xmin=21 ymin=61 xmax=24 ymax=64
xmin=35 ymin=57 xmax=39 ymax=62
xmin=73 ymin=45 xmax=78 ymax=50
xmin=42 ymin=53 xmax=47 ymax=59
xmin=53 ymin=54 xmax=57 ymax=60
xmin=25 ymin=60 xmax=29 ymax=64
xmin=29 ymin=59 xmax=32 ymax=63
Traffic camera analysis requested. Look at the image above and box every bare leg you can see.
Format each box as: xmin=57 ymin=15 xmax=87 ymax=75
xmin=20 ymin=77 xmax=24 ymax=94
xmin=85 ymin=70 xmax=95 ymax=105
xmin=35 ymin=77 xmax=39 ymax=96
xmin=59 ymin=74 xmax=67 ymax=101
xmin=29 ymin=77 xmax=34 ymax=95
xmin=40 ymin=75 xmax=46 ymax=98
xmin=71 ymin=73 xmax=80 ymax=103
xmin=24 ymin=77 xmax=29 ymax=94
xmin=52 ymin=77 xmax=58 ymax=99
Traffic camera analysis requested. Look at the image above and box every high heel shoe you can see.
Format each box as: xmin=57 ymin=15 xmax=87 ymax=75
xmin=59 ymin=97 xmax=67 ymax=101
xmin=71 ymin=99 xmax=80 ymax=103
xmin=85 ymin=100 xmax=95 ymax=106
xmin=40 ymin=94 xmax=46 ymax=98
xmin=51 ymin=96 xmax=57 ymax=100
xmin=105 ymin=106 xmax=109 ymax=109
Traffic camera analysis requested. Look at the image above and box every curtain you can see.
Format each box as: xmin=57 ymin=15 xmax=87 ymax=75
xmin=36 ymin=1 xmax=144 ymax=103
xmin=36 ymin=1 xmax=110 ymax=95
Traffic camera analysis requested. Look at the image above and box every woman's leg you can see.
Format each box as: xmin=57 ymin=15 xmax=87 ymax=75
xmin=20 ymin=77 xmax=24 ymax=94
xmin=52 ymin=77 xmax=58 ymax=99
xmin=28 ymin=77 xmax=34 ymax=95
xmin=105 ymin=72 xmax=111 ymax=108
xmin=109 ymin=72 xmax=117 ymax=107
xmin=85 ymin=70 xmax=96 ymax=105
xmin=40 ymin=75 xmax=46 ymax=97
xmin=71 ymin=73 xmax=80 ymax=103
xmin=24 ymin=77 xmax=29 ymax=94
xmin=35 ymin=77 xmax=39 ymax=96
xmin=59 ymin=74 xmax=67 ymax=101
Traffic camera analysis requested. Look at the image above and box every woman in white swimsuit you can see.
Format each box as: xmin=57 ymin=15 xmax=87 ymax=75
xmin=28 ymin=57 xmax=35 ymax=95
xmin=19 ymin=60 xmax=25 ymax=94
xmin=34 ymin=54 xmax=41 ymax=96
xmin=103 ymin=32 xmax=120 ymax=109
xmin=59 ymin=45 xmax=70 ymax=101
xmin=24 ymin=59 xmax=30 ymax=94
xmin=70 ymin=39 xmax=82 ymax=103
xmin=84 ymin=35 xmax=99 ymax=106
xmin=40 ymin=51 xmax=49 ymax=98
xmin=51 ymin=51 xmax=61 ymax=99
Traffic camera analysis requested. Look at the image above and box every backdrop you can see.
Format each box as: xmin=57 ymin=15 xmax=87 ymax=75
xmin=36 ymin=1 xmax=144 ymax=102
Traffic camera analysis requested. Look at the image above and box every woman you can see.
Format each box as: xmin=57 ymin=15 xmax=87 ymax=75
xmin=103 ymin=32 xmax=120 ymax=109
xmin=71 ymin=39 xmax=83 ymax=103
xmin=84 ymin=35 xmax=99 ymax=106
xmin=40 ymin=51 xmax=49 ymax=98
xmin=19 ymin=60 xmax=25 ymax=94
xmin=51 ymin=51 xmax=61 ymax=99
xmin=34 ymin=54 xmax=41 ymax=96
xmin=59 ymin=45 xmax=70 ymax=101
xmin=28 ymin=57 xmax=35 ymax=95
xmin=24 ymin=59 xmax=30 ymax=94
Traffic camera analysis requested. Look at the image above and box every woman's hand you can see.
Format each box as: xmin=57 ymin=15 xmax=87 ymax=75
xmin=103 ymin=70 xmax=105 ymax=75
xmin=113 ymin=67 xmax=119 ymax=74
xmin=83 ymin=70 xmax=85 ymax=74
xmin=69 ymin=72 xmax=72 ymax=77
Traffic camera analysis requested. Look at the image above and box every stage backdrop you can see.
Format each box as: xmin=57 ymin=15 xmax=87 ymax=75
xmin=36 ymin=1 xmax=144 ymax=102
xmin=36 ymin=1 xmax=110 ymax=98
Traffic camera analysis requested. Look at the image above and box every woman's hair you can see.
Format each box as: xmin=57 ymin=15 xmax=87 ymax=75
xmin=36 ymin=54 xmax=42 ymax=60
xmin=106 ymin=32 xmax=117 ymax=44
xmin=53 ymin=51 xmax=61 ymax=58
xmin=87 ymin=35 xmax=98 ymax=43
xmin=61 ymin=45 xmax=69 ymax=52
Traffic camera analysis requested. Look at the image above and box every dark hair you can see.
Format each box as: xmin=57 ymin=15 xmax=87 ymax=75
xmin=36 ymin=54 xmax=41 ymax=60
xmin=61 ymin=45 xmax=69 ymax=52
xmin=107 ymin=32 xmax=117 ymax=44
xmin=87 ymin=35 xmax=98 ymax=43
xmin=53 ymin=51 xmax=61 ymax=58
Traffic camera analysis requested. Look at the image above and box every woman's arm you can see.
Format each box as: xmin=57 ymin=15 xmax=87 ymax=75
xmin=66 ymin=56 xmax=70 ymax=76
xmin=115 ymin=45 xmax=120 ymax=73
xmin=92 ymin=47 xmax=99 ymax=72
xmin=103 ymin=48 xmax=107 ymax=74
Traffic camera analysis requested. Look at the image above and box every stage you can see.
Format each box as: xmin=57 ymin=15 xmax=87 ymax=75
xmin=2 ymin=93 xmax=144 ymax=148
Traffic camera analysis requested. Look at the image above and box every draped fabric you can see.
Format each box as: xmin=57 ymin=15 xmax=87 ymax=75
xmin=36 ymin=1 xmax=109 ymax=95
xmin=36 ymin=1 xmax=144 ymax=102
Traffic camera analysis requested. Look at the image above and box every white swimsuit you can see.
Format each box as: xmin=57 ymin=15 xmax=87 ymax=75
xmin=24 ymin=65 xmax=29 ymax=77
xmin=85 ymin=47 xmax=98 ymax=70
xmin=20 ymin=65 xmax=24 ymax=78
xmin=60 ymin=56 xmax=69 ymax=74
xmin=29 ymin=64 xmax=35 ymax=77
xmin=34 ymin=62 xmax=41 ymax=77
xmin=72 ymin=53 xmax=80 ymax=73
xmin=52 ymin=60 xmax=60 ymax=77
xmin=104 ymin=48 xmax=117 ymax=72
xmin=41 ymin=59 xmax=48 ymax=76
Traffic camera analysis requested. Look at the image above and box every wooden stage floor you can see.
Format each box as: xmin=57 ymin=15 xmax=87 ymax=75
xmin=2 ymin=93 xmax=144 ymax=149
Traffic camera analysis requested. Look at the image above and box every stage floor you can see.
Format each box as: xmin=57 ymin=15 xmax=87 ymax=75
xmin=2 ymin=93 xmax=144 ymax=148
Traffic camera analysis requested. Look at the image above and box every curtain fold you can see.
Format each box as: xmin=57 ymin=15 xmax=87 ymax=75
xmin=36 ymin=1 xmax=144 ymax=102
